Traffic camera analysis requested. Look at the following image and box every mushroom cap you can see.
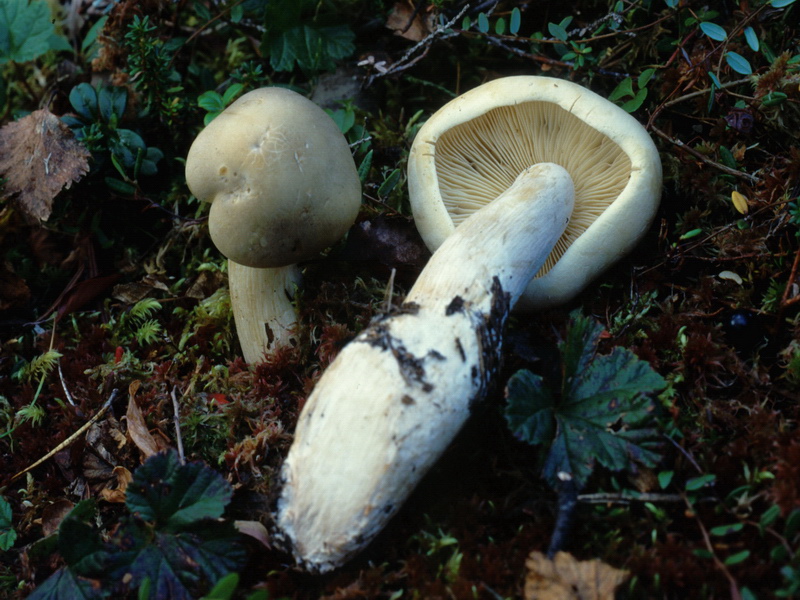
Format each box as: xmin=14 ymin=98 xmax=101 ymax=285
xmin=407 ymin=75 xmax=662 ymax=309
xmin=186 ymin=87 xmax=362 ymax=268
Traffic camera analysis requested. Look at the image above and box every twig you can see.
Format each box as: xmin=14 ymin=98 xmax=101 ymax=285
xmin=10 ymin=390 xmax=120 ymax=482
xmin=779 ymin=244 xmax=800 ymax=308
xmin=57 ymin=361 xmax=75 ymax=406
xmin=578 ymin=492 xmax=684 ymax=504
xmin=684 ymin=494 xmax=743 ymax=600
xmin=650 ymin=126 xmax=759 ymax=183
xmin=171 ymin=387 xmax=185 ymax=465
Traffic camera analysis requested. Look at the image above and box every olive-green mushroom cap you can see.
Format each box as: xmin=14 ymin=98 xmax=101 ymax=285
xmin=186 ymin=87 xmax=362 ymax=268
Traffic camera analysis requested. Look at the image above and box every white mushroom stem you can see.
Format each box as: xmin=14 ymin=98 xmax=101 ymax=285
xmin=228 ymin=260 xmax=302 ymax=363
xmin=275 ymin=163 xmax=575 ymax=572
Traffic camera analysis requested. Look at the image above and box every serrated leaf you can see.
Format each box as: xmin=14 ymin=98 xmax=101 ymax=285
xmin=111 ymin=521 xmax=246 ymax=600
xmin=0 ymin=0 xmax=68 ymax=64
xmin=26 ymin=567 xmax=102 ymax=600
xmin=270 ymin=24 xmax=354 ymax=73
xmin=126 ymin=450 xmax=233 ymax=531
xmin=505 ymin=370 xmax=556 ymax=446
xmin=560 ymin=310 xmax=604 ymax=396
xmin=699 ymin=21 xmax=727 ymax=41
xmin=726 ymin=51 xmax=752 ymax=75
xmin=505 ymin=312 xmax=665 ymax=489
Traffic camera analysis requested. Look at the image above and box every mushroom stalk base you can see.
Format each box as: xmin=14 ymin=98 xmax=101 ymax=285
xmin=228 ymin=260 xmax=301 ymax=364
xmin=275 ymin=164 xmax=575 ymax=572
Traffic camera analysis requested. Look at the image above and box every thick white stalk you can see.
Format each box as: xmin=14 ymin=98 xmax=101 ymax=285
xmin=228 ymin=260 xmax=302 ymax=363
xmin=275 ymin=164 xmax=574 ymax=572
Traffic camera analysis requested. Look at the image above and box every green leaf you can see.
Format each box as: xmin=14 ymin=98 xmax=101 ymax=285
xmin=505 ymin=311 xmax=665 ymax=489
xmin=699 ymin=21 xmax=727 ymax=41
xmin=202 ymin=572 xmax=239 ymax=600
xmin=198 ymin=91 xmax=225 ymax=113
xmin=609 ymin=78 xmax=634 ymax=102
xmin=771 ymin=0 xmax=795 ymax=6
xmin=743 ymin=26 xmax=759 ymax=52
xmin=98 ymin=86 xmax=128 ymax=123
xmin=724 ymin=550 xmax=750 ymax=566
xmin=0 ymin=0 xmax=68 ymax=64
xmin=221 ymin=83 xmax=244 ymax=105
xmin=477 ymin=13 xmax=489 ymax=34
xmin=126 ymin=450 xmax=233 ymax=531
xmin=685 ymin=473 xmax=716 ymax=491
xmin=505 ymin=370 xmax=556 ymax=446
xmin=270 ymin=24 xmax=355 ymax=73
xmin=621 ymin=88 xmax=648 ymax=112
xmin=26 ymin=567 xmax=103 ymax=600
xmin=494 ymin=17 xmax=506 ymax=35
xmin=327 ymin=108 xmax=356 ymax=134
xmin=726 ymin=51 xmax=752 ymax=75
xmin=0 ymin=496 xmax=16 ymax=551
xmin=547 ymin=21 xmax=568 ymax=41
xmin=710 ymin=522 xmax=744 ymax=536
xmin=70 ymin=83 xmax=99 ymax=121
xmin=509 ymin=7 xmax=521 ymax=35
xmin=81 ymin=15 xmax=108 ymax=55
xmin=377 ymin=168 xmax=401 ymax=198
xmin=357 ymin=149 xmax=373 ymax=183
xmin=109 ymin=520 xmax=246 ymax=600
xmin=638 ymin=68 xmax=656 ymax=89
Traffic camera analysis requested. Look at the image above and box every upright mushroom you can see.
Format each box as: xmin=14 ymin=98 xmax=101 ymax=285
xmin=276 ymin=163 xmax=574 ymax=571
xmin=186 ymin=87 xmax=361 ymax=363
xmin=408 ymin=75 xmax=662 ymax=309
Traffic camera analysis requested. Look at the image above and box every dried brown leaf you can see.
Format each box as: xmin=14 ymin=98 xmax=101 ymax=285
xmin=40 ymin=499 xmax=75 ymax=537
xmin=126 ymin=381 xmax=161 ymax=460
xmin=234 ymin=520 xmax=271 ymax=549
xmin=524 ymin=551 xmax=629 ymax=600
xmin=0 ymin=109 xmax=90 ymax=221
xmin=386 ymin=0 xmax=435 ymax=41
xmin=100 ymin=465 xmax=133 ymax=503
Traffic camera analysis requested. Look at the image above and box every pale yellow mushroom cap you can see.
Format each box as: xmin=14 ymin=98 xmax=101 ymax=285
xmin=408 ymin=75 xmax=662 ymax=310
xmin=186 ymin=87 xmax=362 ymax=268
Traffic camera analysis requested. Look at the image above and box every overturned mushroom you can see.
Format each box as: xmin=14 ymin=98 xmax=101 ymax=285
xmin=276 ymin=163 xmax=574 ymax=571
xmin=408 ymin=75 xmax=662 ymax=309
xmin=186 ymin=87 xmax=361 ymax=363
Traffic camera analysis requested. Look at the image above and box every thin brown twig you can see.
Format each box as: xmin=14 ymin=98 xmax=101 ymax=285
xmin=684 ymin=494 xmax=743 ymax=600
xmin=650 ymin=125 xmax=759 ymax=183
xmin=10 ymin=390 xmax=120 ymax=482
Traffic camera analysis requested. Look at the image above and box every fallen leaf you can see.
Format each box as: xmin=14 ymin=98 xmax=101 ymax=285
xmin=386 ymin=0 xmax=436 ymax=41
xmin=524 ymin=551 xmax=629 ymax=600
xmin=100 ymin=466 xmax=133 ymax=503
xmin=234 ymin=520 xmax=271 ymax=549
xmin=126 ymin=381 xmax=161 ymax=460
xmin=0 ymin=109 xmax=90 ymax=221
xmin=40 ymin=499 xmax=75 ymax=537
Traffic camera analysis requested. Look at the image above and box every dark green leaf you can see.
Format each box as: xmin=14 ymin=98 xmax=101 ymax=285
xmin=0 ymin=0 xmax=68 ymax=64
xmin=0 ymin=495 xmax=16 ymax=551
xmin=70 ymin=84 xmax=99 ymax=121
xmin=377 ymin=169 xmax=401 ymax=198
xmin=509 ymin=8 xmax=521 ymax=35
xmin=221 ymin=83 xmax=244 ymax=105
xmin=357 ymin=149 xmax=373 ymax=183
xmin=111 ymin=519 xmax=245 ymax=600
xmin=494 ymin=17 xmax=506 ymax=35
xmin=204 ymin=572 xmax=239 ymax=600
xmin=505 ymin=369 xmax=556 ymax=446
xmin=477 ymin=13 xmax=489 ymax=34
xmin=726 ymin=51 xmax=752 ymax=75
xmin=685 ymin=474 xmax=716 ymax=491
xmin=270 ymin=24 xmax=354 ymax=73
xmin=505 ymin=312 xmax=665 ymax=489
xmin=26 ymin=567 xmax=102 ymax=600
xmin=547 ymin=22 xmax=568 ymax=41
xmin=743 ymin=26 xmax=759 ymax=52
xmin=198 ymin=91 xmax=225 ymax=113
xmin=699 ymin=21 xmax=727 ymax=41
xmin=126 ymin=450 xmax=233 ymax=531
xmin=98 ymin=86 xmax=128 ymax=123
xmin=638 ymin=68 xmax=656 ymax=89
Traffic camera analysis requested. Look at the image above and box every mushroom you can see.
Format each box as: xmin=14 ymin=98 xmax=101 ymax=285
xmin=408 ymin=75 xmax=662 ymax=310
xmin=276 ymin=162 xmax=574 ymax=571
xmin=185 ymin=87 xmax=362 ymax=363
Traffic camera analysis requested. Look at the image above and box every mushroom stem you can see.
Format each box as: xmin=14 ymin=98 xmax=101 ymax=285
xmin=228 ymin=260 xmax=301 ymax=363
xmin=276 ymin=163 xmax=575 ymax=572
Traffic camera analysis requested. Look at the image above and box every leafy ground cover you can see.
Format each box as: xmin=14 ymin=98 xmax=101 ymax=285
xmin=1 ymin=0 xmax=799 ymax=597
